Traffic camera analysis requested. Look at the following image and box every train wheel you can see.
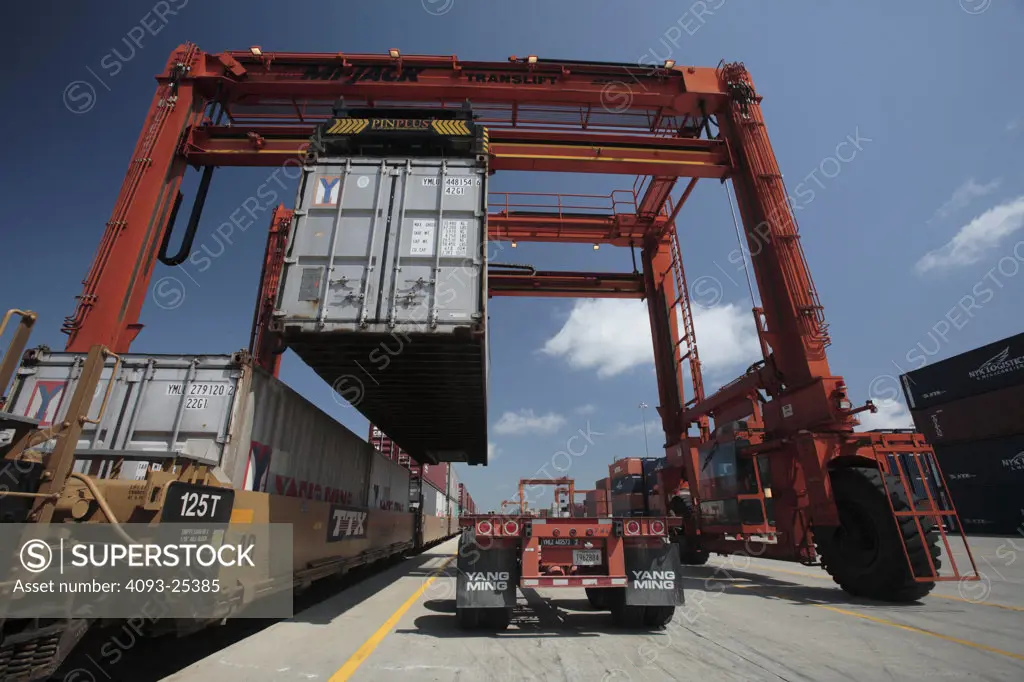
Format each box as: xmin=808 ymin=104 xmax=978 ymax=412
xmin=642 ymin=606 xmax=675 ymax=628
xmin=816 ymin=467 xmax=941 ymax=602
xmin=456 ymin=607 xmax=481 ymax=629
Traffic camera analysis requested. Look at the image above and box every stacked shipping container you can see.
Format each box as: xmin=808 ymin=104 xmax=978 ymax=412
xmin=368 ymin=423 xmax=470 ymax=527
xmin=901 ymin=332 xmax=1024 ymax=535
xmin=607 ymin=457 xmax=667 ymax=516
xmin=585 ymin=478 xmax=611 ymax=517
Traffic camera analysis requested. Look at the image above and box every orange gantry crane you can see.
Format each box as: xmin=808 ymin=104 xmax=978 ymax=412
xmin=60 ymin=46 xmax=975 ymax=616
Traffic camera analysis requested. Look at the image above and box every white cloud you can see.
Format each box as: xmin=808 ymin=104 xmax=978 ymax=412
xmin=487 ymin=443 xmax=502 ymax=462
xmin=929 ymin=178 xmax=1002 ymax=223
xmin=854 ymin=399 xmax=913 ymax=431
xmin=688 ymin=304 xmax=762 ymax=373
xmin=493 ymin=409 xmax=566 ymax=436
xmin=539 ymin=299 xmax=760 ymax=379
xmin=540 ymin=299 xmax=653 ymax=378
xmin=575 ymin=404 xmax=597 ymax=415
xmin=915 ymin=195 xmax=1024 ymax=274
xmin=613 ymin=420 xmax=662 ymax=437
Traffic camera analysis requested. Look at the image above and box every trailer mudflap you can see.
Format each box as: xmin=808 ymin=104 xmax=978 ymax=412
xmin=623 ymin=540 xmax=685 ymax=607
xmin=455 ymin=531 xmax=518 ymax=609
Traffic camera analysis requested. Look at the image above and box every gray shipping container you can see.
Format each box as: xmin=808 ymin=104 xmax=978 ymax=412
xmin=7 ymin=349 xmax=405 ymax=510
xmin=421 ymin=481 xmax=448 ymax=518
xmin=368 ymin=447 xmax=412 ymax=513
xmin=272 ymin=157 xmax=489 ymax=466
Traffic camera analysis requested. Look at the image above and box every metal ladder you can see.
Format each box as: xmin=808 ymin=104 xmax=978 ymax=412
xmin=665 ymin=222 xmax=710 ymax=441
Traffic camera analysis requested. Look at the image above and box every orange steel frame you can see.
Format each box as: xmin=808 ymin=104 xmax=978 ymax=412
xmin=62 ymin=44 xmax=974 ymax=579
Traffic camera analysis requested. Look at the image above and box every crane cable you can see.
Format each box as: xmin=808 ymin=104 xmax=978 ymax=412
xmin=723 ymin=183 xmax=759 ymax=309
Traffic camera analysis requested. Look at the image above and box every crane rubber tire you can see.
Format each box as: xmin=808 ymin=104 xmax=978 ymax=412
xmin=815 ymin=467 xmax=941 ymax=602
xmin=678 ymin=536 xmax=711 ymax=566
xmin=670 ymin=493 xmax=711 ymax=565
xmin=585 ymin=587 xmax=610 ymax=610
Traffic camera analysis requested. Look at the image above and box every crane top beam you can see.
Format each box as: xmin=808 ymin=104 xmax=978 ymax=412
xmin=179 ymin=45 xmax=732 ymax=132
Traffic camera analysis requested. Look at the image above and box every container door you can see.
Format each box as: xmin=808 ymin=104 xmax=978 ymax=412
xmin=378 ymin=160 xmax=485 ymax=330
xmin=282 ymin=161 xmax=391 ymax=327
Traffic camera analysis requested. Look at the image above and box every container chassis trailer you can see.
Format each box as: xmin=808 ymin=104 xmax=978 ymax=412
xmin=454 ymin=478 xmax=684 ymax=630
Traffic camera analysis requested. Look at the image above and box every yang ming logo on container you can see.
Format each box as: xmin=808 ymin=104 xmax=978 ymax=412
xmin=969 ymin=347 xmax=1024 ymax=381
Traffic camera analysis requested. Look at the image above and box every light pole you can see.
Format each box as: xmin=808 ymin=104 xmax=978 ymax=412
xmin=639 ymin=402 xmax=651 ymax=458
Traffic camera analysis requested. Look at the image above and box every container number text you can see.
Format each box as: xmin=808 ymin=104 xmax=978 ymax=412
xmin=167 ymin=383 xmax=234 ymax=397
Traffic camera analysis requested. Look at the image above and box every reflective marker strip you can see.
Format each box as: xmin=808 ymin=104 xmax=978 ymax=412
xmin=519 ymin=576 xmax=630 ymax=588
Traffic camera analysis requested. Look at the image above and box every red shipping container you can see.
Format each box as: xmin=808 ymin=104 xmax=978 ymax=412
xmin=611 ymin=492 xmax=646 ymax=515
xmin=596 ymin=477 xmax=611 ymax=491
xmin=422 ymin=462 xmax=449 ymax=495
xmin=610 ymin=458 xmax=644 ymax=477
xmin=910 ymin=383 xmax=1024 ymax=446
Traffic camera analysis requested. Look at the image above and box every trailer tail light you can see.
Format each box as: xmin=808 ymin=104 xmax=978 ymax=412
xmin=476 ymin=520 xmax=493 ymax=536
xmin=650 ymin=520 xmax=666 ymax=536
xmin=624 ymin=520 xmax=641 ymax=536
xmin=503 ymin=520 xmax=520 ymax=536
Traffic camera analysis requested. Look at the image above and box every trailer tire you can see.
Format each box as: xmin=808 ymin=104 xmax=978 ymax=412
xmin=606 ymin=589 xmax=644 ymax=628
xmin=816 ymin=467 xmax=941 ymax=602
xmin=643 ymin=606 xmax=675 ymax=628
xmin=585 ymin=587 xmax=609 ymax=610
xmin=456 ymin=607 xmax=481 ymax=629
xmin=481 ymin=607 xmax=512 ymax=631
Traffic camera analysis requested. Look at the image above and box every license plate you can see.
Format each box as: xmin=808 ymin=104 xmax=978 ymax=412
xmin=573 ymin=550 xmax=602 ymax=566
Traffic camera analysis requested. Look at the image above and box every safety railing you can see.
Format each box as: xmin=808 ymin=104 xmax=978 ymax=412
xmin=489 ymin=190 xmax=639 ymax=219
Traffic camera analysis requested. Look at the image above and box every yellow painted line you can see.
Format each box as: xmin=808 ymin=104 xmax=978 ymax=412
xmin=929 ymin=594 xmax=1024 ymax=612
xmin=328 ymin=555 xmax=456 ymax=681
xmin=816 ymin=605 xmax=1024 ymax=662
xmin=710 ymin=561 xmax=1023 ymax=611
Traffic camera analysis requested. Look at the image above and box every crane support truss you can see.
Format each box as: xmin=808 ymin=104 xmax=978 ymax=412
xmin=61 ymin=45 xmax=975 ymax=584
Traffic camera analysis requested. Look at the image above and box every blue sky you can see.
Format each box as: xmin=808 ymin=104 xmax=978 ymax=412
xmin=1 ymin=1 xmax=1022 ymax=511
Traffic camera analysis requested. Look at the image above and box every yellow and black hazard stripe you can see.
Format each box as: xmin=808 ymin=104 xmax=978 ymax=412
xmin=430 ymin=119 xmax=472 ymax=136
xmin=325 ymin=118 xmax=369 ymax=135
xmin=480 ymin=127 xmax=489 ymax=154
